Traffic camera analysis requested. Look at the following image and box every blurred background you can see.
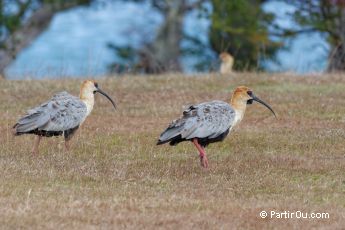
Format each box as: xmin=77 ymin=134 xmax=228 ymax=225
xmin=0 ymin=0 xmax=342 ymax=79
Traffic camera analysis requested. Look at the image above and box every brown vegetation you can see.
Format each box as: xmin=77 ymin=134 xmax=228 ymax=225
xmin=0 ymin=73 xmax=344 ymax=229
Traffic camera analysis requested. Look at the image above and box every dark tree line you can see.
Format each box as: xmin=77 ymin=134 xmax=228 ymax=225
xmin=284 ymin=0 xmax=345 ymax=72
xmin=2 ymin=0 xmax=345 ymax=78
xmin=210 ymin=0 xmax=279 ymax=70
xmin=108 ymin=0 xmax=277 ymax=74
xmin=108 ymin=0 xmax=209 ymax=74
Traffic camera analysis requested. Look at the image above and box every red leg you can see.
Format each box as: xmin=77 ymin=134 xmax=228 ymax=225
xmin=192 ymin=138 xmax=209 ymax=168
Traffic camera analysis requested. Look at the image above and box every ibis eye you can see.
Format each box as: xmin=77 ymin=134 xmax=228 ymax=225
xmin=94 ymin=82 xmax=98 ymax=88
xmin=247 ymin=91 xmax=253 ymax=96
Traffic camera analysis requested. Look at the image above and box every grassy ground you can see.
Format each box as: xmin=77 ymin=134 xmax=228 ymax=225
xmin=0 ymin=73 xmax=344 ymax=229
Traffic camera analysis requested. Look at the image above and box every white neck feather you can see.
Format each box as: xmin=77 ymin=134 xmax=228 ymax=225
xmin=231 ymin=100 xmax=247 ymax=127
xmin=80 ymin=92 xmax=95 ymax=117
xmin=233 ymin=108 xmax=245 ymax=127
xmin=82 ymin=97 xmax=94 ymax=116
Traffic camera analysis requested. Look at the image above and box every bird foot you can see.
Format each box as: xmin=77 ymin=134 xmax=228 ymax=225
xmin=192 ymin=138 xmax=209 ymax=168
xmin=200 ymin=155 xmax=209 ymax=168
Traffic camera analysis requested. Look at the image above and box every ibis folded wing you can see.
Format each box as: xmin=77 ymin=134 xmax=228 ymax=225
xmin=14 ymin=91 xmax=87 ymax=134
xmin=157 ymin=100 xmax=235 ymax=145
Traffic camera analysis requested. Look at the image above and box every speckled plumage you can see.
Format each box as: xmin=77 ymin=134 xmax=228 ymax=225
xmin=157 ymin=100 xmax=236 ymax=147
xmin=157 ymin=86 xmax=275 ymax=168
xmin=13 ymin=91 xmax=87 ymax=138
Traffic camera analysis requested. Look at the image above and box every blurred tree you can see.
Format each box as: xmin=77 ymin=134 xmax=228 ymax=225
xmin=109 ymin=0 xmax=207 ymax=74
xmin=0 ymin=0 xmax=91 ymax=77
xmin=210 ymin=0 xmax=280 ymax=71
xmin=284 ymin=0 xmax=345 ymax=72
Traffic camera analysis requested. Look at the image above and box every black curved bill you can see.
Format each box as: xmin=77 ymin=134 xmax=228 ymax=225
xmin=252 ymin=95 xmax=276 ymax=117
xmin=96 ymin=88 xmax=116 ymax=110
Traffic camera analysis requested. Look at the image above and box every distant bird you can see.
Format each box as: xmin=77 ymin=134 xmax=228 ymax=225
xmin=219 ymin=52 xmax=234 ymax=75
xmin=157 ymin=86 xmax=275 ymax=168
xmin=13 ymin=80 xmax=116 ymax=154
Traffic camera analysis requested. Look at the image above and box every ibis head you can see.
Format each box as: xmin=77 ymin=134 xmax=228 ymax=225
xmin=80 ymin=80 xmax=116 ymax=115
xmin=219 ymin=52 xmax=233 ymax=62
xmin=230 ymin=86 xmax=276 ymax=123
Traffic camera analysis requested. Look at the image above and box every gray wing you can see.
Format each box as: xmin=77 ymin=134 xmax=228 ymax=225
xmin=158 ymin=100 xmax=235 ymax=142
xmin=14 ymin=91 xmax=87 ymax=133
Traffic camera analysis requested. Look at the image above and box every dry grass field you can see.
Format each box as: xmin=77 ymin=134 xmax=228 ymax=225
xmin=0 ymin=73 xmax=344 ymax=229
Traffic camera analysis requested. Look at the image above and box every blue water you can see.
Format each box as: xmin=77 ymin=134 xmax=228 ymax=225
xmin=262 ymin=1 xmax=329 ymax=73
xmin=5 ymin=1 xmax=329 ymax=79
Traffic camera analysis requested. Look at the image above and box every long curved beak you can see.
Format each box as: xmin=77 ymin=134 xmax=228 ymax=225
xmin=252 ymin=94 xmax=276 ymax=118
xmin=96 ymin=88 xmax=116 ymax=110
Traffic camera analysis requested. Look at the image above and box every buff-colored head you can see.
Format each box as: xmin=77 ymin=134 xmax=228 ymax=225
xmin=79 ymin=80 xmax=116 ymax=111
xmin=219 ymin=52 xmax=234 ymax=74
xmin=219 ymin=52 xmax=233 ymax=62
xmin=231 ymin=86 xmax=276 ymax=117
xmin=231 ymin=86 xmax=252 ymax=105
xmin=80 ymin=80 xmax=98 ymax=100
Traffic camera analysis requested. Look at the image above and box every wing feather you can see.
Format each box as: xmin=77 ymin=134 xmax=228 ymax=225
xmin=14 ymin=92 xmax=87 ymax=133
xmin=158 ymin=100 xmax=235 ymax=143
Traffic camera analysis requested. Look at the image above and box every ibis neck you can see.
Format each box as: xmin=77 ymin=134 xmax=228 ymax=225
xmin=230 ymin=99 xmax=247 ymax=126
xmin=80 ymin=92 xmax=95 ymax=116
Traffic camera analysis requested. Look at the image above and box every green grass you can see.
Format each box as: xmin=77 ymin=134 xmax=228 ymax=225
xmin=0 ymin=73 xmax=344 ymax=229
